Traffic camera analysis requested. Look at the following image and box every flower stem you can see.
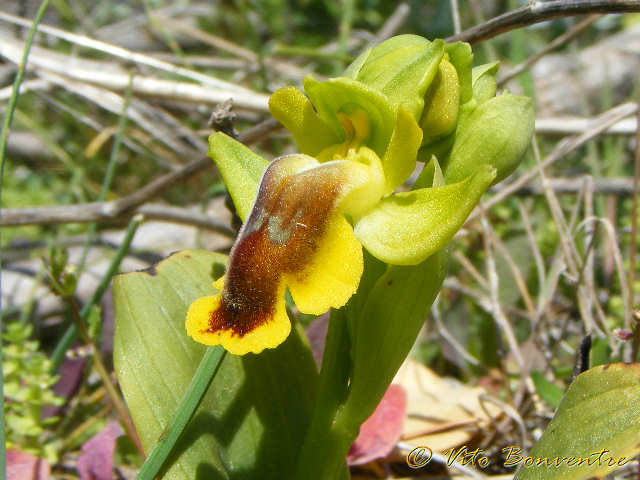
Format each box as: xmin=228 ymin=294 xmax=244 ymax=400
xmin=294 ymin=309 xmax=353 ymax=480
xmin=136 ymin=346 xmax=226 ymax=480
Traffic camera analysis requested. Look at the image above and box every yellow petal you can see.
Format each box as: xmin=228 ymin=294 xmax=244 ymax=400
xmin=286 ymin=213 xmax=363 ymax=315
xmin=184 ymin=286 xmax=291 ymax=355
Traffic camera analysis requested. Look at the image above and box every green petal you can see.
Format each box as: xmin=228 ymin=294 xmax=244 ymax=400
xmin=268 ymin=86 xmax=339 ymax=156
xmin=352 ymin=35 xmax=444 ymax=119
xmin=303 ymin=76 xmax=396 ymax=158
xmin=381 ymin=106 xmax=423 ymax=193
xmin=354 ymin=165 xmax=496 ymax=265
xmin=208 ymin=132 xmax=269 ymax=221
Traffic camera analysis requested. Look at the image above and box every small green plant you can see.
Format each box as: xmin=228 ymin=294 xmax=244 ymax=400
xmin=3 ymin=321 xmax=64 ymax=462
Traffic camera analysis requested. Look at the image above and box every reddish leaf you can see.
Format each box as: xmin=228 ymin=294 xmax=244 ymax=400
xmin=7 ymin=450 xmax=50 ymax=480
xmin=347 ymin=384 xmax=407 ymax=466
xmin=77 ymin=421 xmax=124 ymax=480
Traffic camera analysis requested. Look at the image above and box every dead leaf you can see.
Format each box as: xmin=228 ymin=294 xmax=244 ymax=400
xmin=77 ymin=421 xmax=124 ymax=480
xmin=348 ymin=384 xmax=407 ymax=466
xmin=7 ymin=450 xmax=50 ymax=480
xmin=394 ymin=359 xmax=502 ymax=454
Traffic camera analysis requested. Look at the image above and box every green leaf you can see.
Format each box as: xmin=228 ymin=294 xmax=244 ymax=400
xmin=354 ymin=165 xmax=496 ymax=265
xmin=340 ymin=247 xmax=449 ymax=427
xmin=113 ymin=250 xmax=318 ymax=480
xmin=514 ymin=363 xmax=640 ymax=480
xmin=208 ymin=133 xmax=269 ymax=221
xmin=531 ymin=370 xmax=564 ymax=409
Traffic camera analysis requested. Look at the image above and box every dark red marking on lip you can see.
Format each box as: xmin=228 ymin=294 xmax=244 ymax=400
xmin=203 ymin=159 xmax=347 ymax=338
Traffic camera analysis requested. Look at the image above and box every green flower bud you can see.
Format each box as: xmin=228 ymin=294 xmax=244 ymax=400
xmin=472 ymin=62 xmax=499 ymax=105
xmin=443 ymin=93 xmax=535 ymax=185
xmin=420 ymin=56 xmax=460 ymax=145
xmin=345 ymin=34 xmax=444 ymax=119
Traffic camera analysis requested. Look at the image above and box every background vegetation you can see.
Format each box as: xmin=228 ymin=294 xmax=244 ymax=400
xmin=1 ymin=0 xmax=639 ymax=478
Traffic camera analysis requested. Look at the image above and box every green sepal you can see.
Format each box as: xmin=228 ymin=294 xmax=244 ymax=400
xmin=303 ymin=75 xmax=396 ymax=158
xmin=268 ymin=86 xmax=340 ymax=156
xmin=413 ymin=156 xmax=445 ymax=190
xmin=472 ymin=62 xmax=499 ymax=105
xmin=208 ymin=132 xmax=269 ymax=221
xmin=445 ymin=42 xmax=473 ymax=104
xmin=343 ymin=46 xmax=372 ymax=79
xmin=443 ymin=93 xmax=534 ymax=185
xmin=380 ymin=106 xmax=423 ymax=193
xmin=349 ymin=35 xmax=444 ymax=119
xmin=354 ymin=164 xmax=496 ymax=265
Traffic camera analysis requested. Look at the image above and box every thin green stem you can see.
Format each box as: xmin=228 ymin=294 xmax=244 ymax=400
xmin=0 ymin=1 xmax=51 ymax=477
xmin=136 ymin=347 xmax=226 ymax=480
xmin=294 ymin=309 xmax=352 ymax=480
xmin=51 ymin=214 xmax=143 ymax=371
xmin=78 ymin=74 xmax=134 ymax=272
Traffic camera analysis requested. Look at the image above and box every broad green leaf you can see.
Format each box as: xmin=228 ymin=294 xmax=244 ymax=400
xmin=113 ymin=250 xmax=318 ymax=480
xmin=208 ymin=133 xmax=269 ymax=221
xmin=515 ymin=363 xmax=640 ymax=480
xmin=340 ymin=247 xmax=449 ymax=427
xmin=354 ymin=165 xmax=496 ymax=265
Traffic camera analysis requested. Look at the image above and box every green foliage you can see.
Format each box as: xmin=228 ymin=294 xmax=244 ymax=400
xmin=515 ymin=364 xmax=640 ymax=480
xmin=113 ymin=250 xmax=319 ymax=479
xmin=3 ymin=321 xmax=64 ymax=462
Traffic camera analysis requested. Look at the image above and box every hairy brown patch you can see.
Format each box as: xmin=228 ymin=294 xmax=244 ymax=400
xmin=205 ymin=160 xmax=346 ymax=337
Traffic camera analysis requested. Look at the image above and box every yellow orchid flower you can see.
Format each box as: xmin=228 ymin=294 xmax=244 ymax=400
xmin=185 ymin=34 xmax=534 ymax=355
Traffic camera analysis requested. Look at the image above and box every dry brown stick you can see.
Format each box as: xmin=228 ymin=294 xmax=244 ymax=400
xmin=499 ymin=177 xmax=638 ymax=196
xmin=535 ymin=116 xmax=637 ymax=136
xmin=447 ymin=0 xmax=640 ymax=44
xmin=498 ymin=14 xmax=602 ymax=86
xmin=467 ymin=102 xmax=638 ymax=224
xmin=0 ymin=118 xmax=280 ymax=228
xmin=0 ymin=11 xmax=255 ymax=95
